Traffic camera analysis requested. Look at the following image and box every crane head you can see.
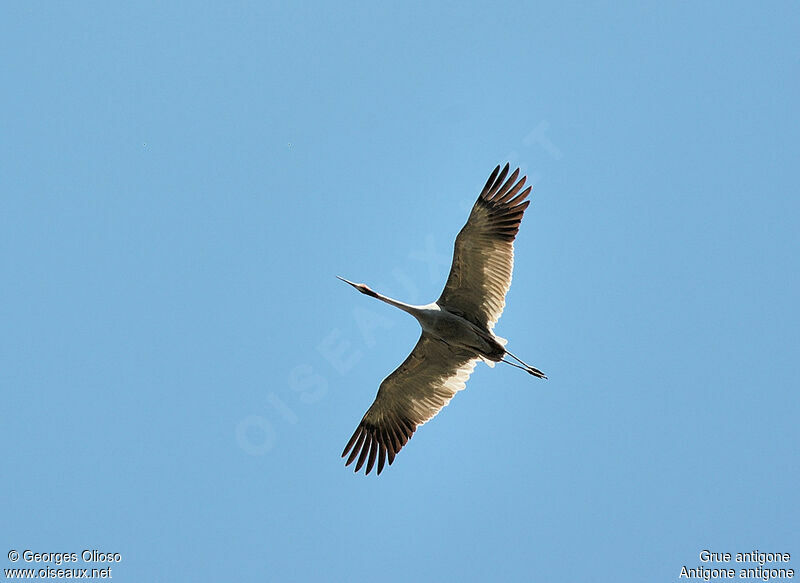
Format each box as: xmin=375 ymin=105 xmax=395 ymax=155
xmin=336 ymin=276 xmax=378 ymax=298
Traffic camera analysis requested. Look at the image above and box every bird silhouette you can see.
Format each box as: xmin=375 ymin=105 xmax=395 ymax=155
xmin=339 ymin=164 xmax=546 ymax=475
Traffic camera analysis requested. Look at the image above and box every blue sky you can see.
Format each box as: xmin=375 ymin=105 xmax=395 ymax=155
xmin=2 ymin=2 xmax=799 ymax=581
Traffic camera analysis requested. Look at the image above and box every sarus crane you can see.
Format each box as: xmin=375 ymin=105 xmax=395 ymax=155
xmin=339 ymin=163 xmax=546 ymax=475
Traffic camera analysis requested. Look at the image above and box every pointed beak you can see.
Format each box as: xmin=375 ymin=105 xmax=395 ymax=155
xmin=336 ymin=275 xmax=359 ymax=289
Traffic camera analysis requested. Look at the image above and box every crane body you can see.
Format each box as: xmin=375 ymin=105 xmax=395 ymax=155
xmin=335 ymin=284 xmax=510 ymax=364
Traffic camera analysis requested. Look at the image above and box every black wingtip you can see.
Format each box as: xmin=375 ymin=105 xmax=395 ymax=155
xmin=481 ymin=165 xmax=501 ymax=196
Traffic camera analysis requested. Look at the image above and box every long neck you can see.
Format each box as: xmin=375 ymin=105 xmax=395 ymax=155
xmin=366 ymin=288 xmax=420 ymax=316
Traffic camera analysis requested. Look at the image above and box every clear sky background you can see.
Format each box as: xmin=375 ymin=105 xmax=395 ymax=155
xmin=2 ymin=2 xmax=799 ymax=582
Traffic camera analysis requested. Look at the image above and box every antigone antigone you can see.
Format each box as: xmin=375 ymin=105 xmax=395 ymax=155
xmin=339 ymin=163 xmax=546 ymax=475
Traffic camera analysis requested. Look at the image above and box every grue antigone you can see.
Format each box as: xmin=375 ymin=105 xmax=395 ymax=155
xmin=339 ymin=163 xmax=546 ymax=475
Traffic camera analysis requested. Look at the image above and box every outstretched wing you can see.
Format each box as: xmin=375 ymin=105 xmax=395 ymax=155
xmin=342 ymin=333 xmax=479 ymax=475
xmin=437 ymin=164 xmax=531 ymax=331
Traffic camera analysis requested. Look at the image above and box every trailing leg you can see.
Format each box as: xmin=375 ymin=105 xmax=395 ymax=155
xmin=504 ymin=350 xmax=547 ymax=379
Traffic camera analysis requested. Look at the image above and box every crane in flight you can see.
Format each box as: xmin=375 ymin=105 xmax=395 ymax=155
xmin=339 ymin=163 xmax=546 ymax=475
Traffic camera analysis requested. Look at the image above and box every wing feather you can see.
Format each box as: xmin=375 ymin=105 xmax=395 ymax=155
xmin=342 ymin=333 xmax=478 ymax=475
xmin=437 ymin=163 xmax=532 ymax=330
